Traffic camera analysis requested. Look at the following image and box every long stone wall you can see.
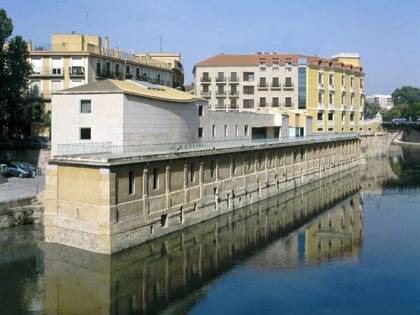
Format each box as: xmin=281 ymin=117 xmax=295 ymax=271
xmin=44 ymin=136 xmax=360 ymax=254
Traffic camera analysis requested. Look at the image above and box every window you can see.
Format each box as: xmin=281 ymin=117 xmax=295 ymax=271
xmin=272 ymin=97 xmax=279 ymax=107
xmin=230 ymin=99 xmax=237 ymax=109
xmin=129 ymin=171 xmax=135 ymax=195
xmin=236 ymin=124 xmax=239 ymax=136
xmin=350 ymin=76 xmax=354 ymax=88
xmin=80 ymin=99 xmax=91 ymax=113
xmin=80 ymin=128 xmax=91 ymax=140
xmin=272 ymin=62 xmax=279 ymax=72
xmin=198 ymin=105 xmax=203 ymax=116
xmin=329 ymin=93 xmax=334 ymax=105
xmin=341 ymin=75 xmax=345 ymax=86
xmin=198 ymin=127 xmax=203 ymax=138
xmin=245 ymin=125 xmax=249 ymax=136
xmin=243 ymin=99 xmax=254 ymax=109
xmin=341 ymin=93 xmax=346 ymax=105
xmin=328 ymin=112 xmax=334 ymax=121
xmin=224 ymin=124 xmax=228 ymax=137
xmin=243 ymin=86 xmax=254 ymax=95
xmin=217 ymin=72 xmax=225 ymax=81
xmin=190 ymin=163 xmax=195 ymax=182
xmin=259 ymin=97 xmax=266 ymax=107
xmin=51 ymin=80 xmax=62 ymax=92
xmin=153 ymin=168 xmax=159 ymax=189
xmin=272 ymin=77 xmax=280 ymax=88
xmin=317 ymin=113 xmax=323 ymax=121
xmin=329 ymin=73 xmax=334 ymax=85
xmin=318 ymin=92 xmax=323 ymax=105
xmin=212 ymin=124 xmax=216 ymax=137
xmin=210 ymin=160 xmax=215 ymax=178
xmin=285 ymin=77 xmax=293 ymax=87
xmin=318 ymin=72 xmax=323 ymax=84
xmin=230 ymin=72 xmax=237 ymax=81
xmin=285 ymin=97 xmax=292 ymax=107
xmin=243 ymin=72 xmax=254 ymax=82
xmin=259 ymin=77 xmax=267 ymax=87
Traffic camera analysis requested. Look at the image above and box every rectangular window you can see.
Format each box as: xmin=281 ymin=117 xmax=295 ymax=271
xmin=243 ymin=99 xmax=254 ymax=109
xmin=80 ymin=99 xmax=91 ymax=113
xmin=285 ymin=77 xmax=293 ymax=87
xmin=153 ymin=168 xmax=158 ymax=189
xmin=212 ymin=124 xmax=216 ymax=137
xmin=236 ymin=124 xmax=239 ymax=136
xmin=243 ymin=86 xmax=254 ymax=95
xmin=317 ymin=113 xmax=323 ymax=121
xmin=328 ymin=112 xmax=334 ymax=121
xmin=341 ymin=75 xmax=345 ymax=86
xmin=217 ymin=72 xmax=225 ymax=81
xmin=198 ymin=105 xmax=203 ymax=116
xmin=329 ymin=93 xmax=334 ymax=105
xmin=245 ymin=125 xmax=249 ymax=136
xmin=318 ymin=72 xmax=323 ymax=84
xmin=224 ymin=124 xmax=228 ymax=137
xmin=80 ymin=128 xmax=91 ymax=140
xmin=259 ymin=97 xmax=266 ymax=107
xmin=129 ymin=171 xmax=135 ymax=195
xmin=190 ymin=163 xmax=195 ymax=182
xmin=272 ymin=97 xmax=279 ymax=107
xmin=230 ymin=72 xmax=237 ymax=81
xmin=210 ymin=160 xmax=215 ymax=178
xmin=285 ymin=97 xmax=292 ymax=107
xmin=243 ymin=72 xmax=254 ymax=82
xmin=272 ymin=77 xmax=280 ymax=88
xmin=198 ymin=127 xmax=203 ymax=138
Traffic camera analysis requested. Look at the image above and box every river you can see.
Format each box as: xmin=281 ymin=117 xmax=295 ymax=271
xmin=1 ymin=144 xmax=419 ymax=315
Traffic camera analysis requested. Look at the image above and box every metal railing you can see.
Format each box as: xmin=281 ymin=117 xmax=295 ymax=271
xmin=56 ymin=133 xmax=358 ymax=157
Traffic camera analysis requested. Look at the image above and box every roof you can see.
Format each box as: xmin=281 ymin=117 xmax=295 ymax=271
xmin=194 ymin=53 xmax=363 ymax=74
xmin=55 ymin=80 xmax=203 ymax=103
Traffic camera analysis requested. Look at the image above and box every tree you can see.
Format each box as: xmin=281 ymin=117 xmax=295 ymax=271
xmin=0 ymin=9 xmax=32 ymax=138
xmin=391 ymin=86 xmax=420 ymax=105
xmin=363 ymin=101 xmax=380 ymax=119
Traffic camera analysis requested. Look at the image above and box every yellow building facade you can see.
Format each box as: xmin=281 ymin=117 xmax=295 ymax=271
xmin=27 ymin=33 xmax=184 ymax=135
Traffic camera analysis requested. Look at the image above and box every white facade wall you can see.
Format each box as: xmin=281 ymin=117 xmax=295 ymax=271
xmin=122 ymin=95 xmax=201 ymax=145
xmin=51 ymin=93 xmax=125 ymax=155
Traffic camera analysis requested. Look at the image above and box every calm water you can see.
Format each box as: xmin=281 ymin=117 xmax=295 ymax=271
xmin=1 ymin=144 xmax=420 ymax=315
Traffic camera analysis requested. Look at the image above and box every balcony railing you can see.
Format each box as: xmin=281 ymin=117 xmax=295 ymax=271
xmin=271 ymin=83 xmax=281 ymax=90
xmin=228 ymin=91 xmax=239 ymax=98
xmin=30 ymin=67 xmax=64 ymax=77
xmin=69 ymin=66 xmax=85 ymax=76
xmin=216 ymin=91 xmax=226 ymax=97
xmin=229 ymin=77 xmax=239 ymax=83
xmin=283 ymin=83 xmax=294 ymax=90
xmin=216 ymin=77 xmax=226 ymax=84
xmin=200 ymin=91 xmax=211 ymax=98
xmin=201 ymin=77 xmax=211 ymax=83
xmin=257 ymin=83 xmax=268 ymax=90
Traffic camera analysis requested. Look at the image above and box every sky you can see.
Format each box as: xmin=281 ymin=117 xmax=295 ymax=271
xmin=1 ymin=0 xmax=420 ymax=94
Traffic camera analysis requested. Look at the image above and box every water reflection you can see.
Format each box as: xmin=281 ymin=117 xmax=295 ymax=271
xmin=36 ymin=167 xmax=361 ymax=315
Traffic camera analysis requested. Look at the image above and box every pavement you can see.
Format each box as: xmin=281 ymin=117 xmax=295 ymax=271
xmin=0 ymin=174 xmax=45 ymax=202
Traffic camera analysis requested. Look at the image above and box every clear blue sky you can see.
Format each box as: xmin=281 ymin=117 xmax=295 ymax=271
xmin=2 ymin=0 xmax=420 ymax=94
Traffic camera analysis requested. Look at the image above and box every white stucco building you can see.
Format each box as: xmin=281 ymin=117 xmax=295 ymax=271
xmin=51 ymin=79 xmax=288 ymax=156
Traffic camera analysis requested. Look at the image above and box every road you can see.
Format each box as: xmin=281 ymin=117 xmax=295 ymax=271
xmin=0 ymin=174 xmax=45 ymax=202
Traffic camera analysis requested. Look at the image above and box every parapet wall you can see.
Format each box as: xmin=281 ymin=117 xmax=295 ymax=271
xmin=44 ymin=136 xmax=360 ymax=254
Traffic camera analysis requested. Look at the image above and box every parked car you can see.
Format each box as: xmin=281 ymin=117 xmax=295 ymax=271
xmin=0 ymin=164 xmax=8 ymax=182
xmin=7 ymin=161 xmax=36 ymax=178
xmin=23 ymin=136 xmax=51 ymax=149
xmin=0 ymin=138 xmax=16 ymax=149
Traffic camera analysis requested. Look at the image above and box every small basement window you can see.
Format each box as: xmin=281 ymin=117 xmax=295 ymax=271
xmin=80 ymin=127 xmax=91 ymax=140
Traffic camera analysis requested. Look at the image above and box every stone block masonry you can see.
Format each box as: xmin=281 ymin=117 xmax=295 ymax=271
xmin=44 ymin=135 xmax=360 ymax=254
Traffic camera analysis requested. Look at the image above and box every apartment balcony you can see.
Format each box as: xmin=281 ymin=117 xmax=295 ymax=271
xmin=30 ymin=67 xmax=64 ymax=78
xmin=258 ymin=102 xmax=268 ymax=108
xmin=318 ymin=83 xmax=324 ymax=90
xmin=328 ymin=104 xmax=335 ymax=110
xmin=229 ymin=104 xmax=239 ymax=110
xmin=216 ymin=77 xmax=226 ymax=84
xmin=283 ymin=83 xmax=294 ymax=90
xmin=257 ymin=83 xmax=269 ymax=90
xmin=360 ymin=88 xmax=365 ymax=94
xmin=284 ymin=103 xmax=294 ymax=108
xmin=96 ymin=68 xmax=123 ymax=79
xmin=216 ymin=91 xmax=226 ymax=98
xmin=350 ymin=87 xmax=355 ymax=94
xmin=228 ymin=91 xmax=239 ymax=98
xmin=318 ymin=103 xmax=325 ymax=110
xmin=215 ymin=104 xmax=226 ymax=110
xmin=200 ymin=77 xmax=211 ymax=84
xmin=270 ymin=83 xmax=281 ymax=90
xmin=200 ymin=91 xmax=211 ymax=98
xmin=341 ymin=86 xmax=346 ymax=92
xmin=69 ymin=66 xmax=85 ymax=77
xmin=329 ymin=84 xmax=335 ymax=91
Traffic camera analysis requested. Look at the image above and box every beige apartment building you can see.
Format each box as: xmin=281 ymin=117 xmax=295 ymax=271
xmin=194 ymin=52 xmax=365 ymax=134
xmin=27 ymin=33 xmax=184 ymax=135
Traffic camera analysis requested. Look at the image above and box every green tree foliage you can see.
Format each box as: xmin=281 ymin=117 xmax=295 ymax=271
xmin=384 ymin=86 xmax=420 ymax=121
xmin=392 ymin=86 xmax=420 ymax=105
xmin=0 ymin=9 xmax=32 ymax=138
xmin=364 ymin=101 xmax=380 ymax=119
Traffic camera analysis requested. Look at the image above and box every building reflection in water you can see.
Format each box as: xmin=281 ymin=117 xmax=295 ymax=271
xmin=39 ymin=167 xmax=362 ymax=315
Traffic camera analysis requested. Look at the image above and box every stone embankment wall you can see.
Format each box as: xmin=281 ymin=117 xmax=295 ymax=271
xmin=359 ymin=131 xmax=399 ymax=162
xmin=0 ymin=196 xmax=43 ymax=229
xmin=45 ymin=136 xmax=360 ymax=254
